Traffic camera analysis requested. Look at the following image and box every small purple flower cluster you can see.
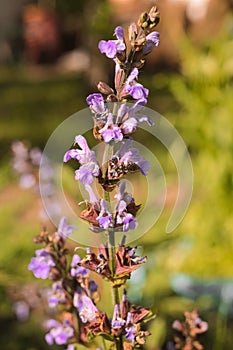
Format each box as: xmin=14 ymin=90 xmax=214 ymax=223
xmin=11 ymin=140 xmax=62 ymax=221
xmin=11 ymin=140 xmax=41 ymax=189
xmin=62 ymin=7 xmax=161 ymax=238
xmin=28 ymin=219 xmax=150 ymax=348
xmin=79 ymin=181 xmax=140 ymax=233
xmin=171 ymin=310 xmax=208 ymax=350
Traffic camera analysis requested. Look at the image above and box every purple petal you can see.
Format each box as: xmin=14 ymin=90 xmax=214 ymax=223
xmin=58 ymin=217 xmax=76 ymax=238
xmin=63 ymin=149 xmax=79 ymax=162
xmin=98 ymin=40 xmax=117 ymax=58
xmin=89 ymin=280 xmax=98 ymax=292
xmin=71 ymin=254 xmax=81 ymax=266
xmin=97 ymin=215 xmax=113 ymax=229
xmin=143 ymin=32 xmax=160 ymax=55
xmin=84 ymin=184 xmax=98 ymax=203
xmin=122 ymin=117 xmax=138 ymax=134
xmin=129 ymin=84 xmax=149 ymax=100
xmin=75 ymin=162 xmax=99 ymax=185
xmin=74 ymin=135 xmax=89 ymax=151
xmin=55 ymin=333 xmax=68 ymax=345
xmin=122 ymin=214 xmax=138 ymax=232
xmin=127 ymin=68 xmax=139 ymax=83
xmin=86 ymin=93 xmax=105 ymax=113
xmin=114 ymin=26 xmax=124 ymax=41
xmin=45 ymin=333 xmax=53 ymax=345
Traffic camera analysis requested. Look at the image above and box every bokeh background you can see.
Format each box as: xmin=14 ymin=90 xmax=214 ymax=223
xmin=0 ymin=0 xmax=233 ymax=349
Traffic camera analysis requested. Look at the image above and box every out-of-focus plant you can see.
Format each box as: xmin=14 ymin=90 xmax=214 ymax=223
xmin=166 ymin=17 xmax=233 ymax=277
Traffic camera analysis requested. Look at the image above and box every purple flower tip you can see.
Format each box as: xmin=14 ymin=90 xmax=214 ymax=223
xmin=114 ymin=26 xmax=124 ymax=41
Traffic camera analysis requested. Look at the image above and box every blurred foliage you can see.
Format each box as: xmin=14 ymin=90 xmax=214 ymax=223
xmin=0 ymin=67 xmax=89 ymax=161
xmin=0 ymin=6 xmax=233 ymax=350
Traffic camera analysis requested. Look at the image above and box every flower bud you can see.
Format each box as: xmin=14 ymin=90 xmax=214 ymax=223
xmin=97 ymin=81 xmax=114 ymax=95
xmin=148 ymin=6 xmax=160 ymax=26
xmin=128 ymin=22 xmax=137 ymax=42
xmin=138 ymin=11 xmax=149 ymax=28
xmin=106 ymin=94 xmax=118 ymax=102
xmin=115 ymin=66 xmax=124 ymax=90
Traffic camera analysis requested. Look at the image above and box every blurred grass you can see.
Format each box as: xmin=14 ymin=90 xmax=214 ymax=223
xmin=0 ymin=66 xmax=89 ymax=160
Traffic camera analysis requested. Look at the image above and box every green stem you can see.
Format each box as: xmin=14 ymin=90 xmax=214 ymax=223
xmin=102 ymin=337 xmax=108 ymax=350
xmin=108 ymin=228 xmax=123 ymax=350
xmin=102 ymin=143 xmax=123 ymax=350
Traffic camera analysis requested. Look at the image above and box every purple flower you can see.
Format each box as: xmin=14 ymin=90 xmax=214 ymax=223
xmin=100 ymin=126 xmax=123 ymax=143
xmin=28 ymin=249 xmax=55 ymax=279
xmin=45 ymin=319 xmax=74 ymax=345
xmin=116 ymin=140 xmax=150 ymax=176
xmin=86 ymin=93 xmax=105 ymax=113
xmin=64 ymin=135 xmax=97 ymax=164
xmin=70 ymin=254 xmax=89 ymax=278
xmin=125 ymin=312 xmax=137 ymax=343
xmin=128 ymin=83 xmax=149 ymax=103
xmin=116 ymin=209 xmax=138 ymax=232
xmin=30 ymin=147 xmax=42 ymax=165
xmin=73 ymin=293 xmax=97 ymax=323
xmin=89 ymin=280 xmax=98 ymax=293
xmin=121 ymin=117 xmax=138 ymax=134
xmin=98 ymin=27 xmax=125 ymax=59
xmin=127 ymin=68 xmax=139 ymax=83
xmin=48 ymin=281 xmax=67 ymax=307
xmin=117 ymin=102 xmax=154 ymax=132
xmin=114 ymin=182 xmax=139 ymax=232
xmin=75 ymin=162 xmax=100 ymax=185
xmin=114 ymin=26 xmax=125 ymax=41
xmin=143 ymin=31 xmax=160 ymax=55
xmin=99 ymin=113 xmax=123 ymax=143
xmin=96 ymin=199 xmax=113 ymax=230
xmin=19 ymin=173 xmax=36 ymax=189
xmin=122 ymin=214 xmax=138 ymax=232
xmin=64 ymin=135 xmax=100 ymax=185
xmin=12 ymin=301 xmax=30 ymax=322
xmin=57 ymin=217 xmax=76 ymax=238
xmin=111 ymin=304 xmax=125 ymax=329
xmin=123 ymin=68 xmax=149 ymax=105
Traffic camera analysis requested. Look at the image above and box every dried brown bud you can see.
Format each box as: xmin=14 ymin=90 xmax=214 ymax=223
xmin=97 ymin=81 xmax=114 ymax=95
xmin=80 ymin=204 xmax=99 ymax=226
xmin=93 ymin=126 xmax=103 ymax=141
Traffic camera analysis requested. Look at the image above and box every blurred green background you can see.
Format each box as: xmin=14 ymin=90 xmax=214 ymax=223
xmin=0 ymin=0 xmax=233 ymax=349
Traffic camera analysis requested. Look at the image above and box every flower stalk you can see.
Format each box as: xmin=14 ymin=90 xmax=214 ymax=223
xmin=26 ymin=5 xmax=208 ymax=350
